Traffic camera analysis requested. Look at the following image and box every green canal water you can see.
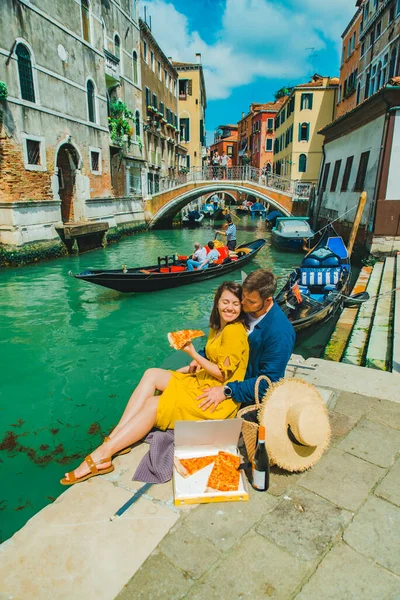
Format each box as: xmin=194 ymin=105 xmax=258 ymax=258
xmin=0 ymin=219 xmax=338 ymax=542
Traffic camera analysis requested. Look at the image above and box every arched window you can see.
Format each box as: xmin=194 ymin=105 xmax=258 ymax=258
xmin=135 ymin=110 xmax=140 ymax=137
xmin=16 ymin=43 xmax=35 ymax=102
xmin=356 ymin=82 xmax=361 ymax=105
xmin=81 ymin=0 xmax=91 ymax=42
xmin=299 ymin=122 xmax=309 ymax=142
xmin=87 ymin=80 xmax=96 ymax=123
xmin=132 ymin=51 xmax=138 ymax=84
xmin=370 ymin=65 xmax=376 ymax=94
xmin=299 ymin=154 xmax=307 ymax=173
xmin=114 ymin=34 xmax=121 ymax=60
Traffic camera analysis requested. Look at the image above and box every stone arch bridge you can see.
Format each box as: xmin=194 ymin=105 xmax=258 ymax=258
xmin=144 ymin=167 xmax=313 ymax=228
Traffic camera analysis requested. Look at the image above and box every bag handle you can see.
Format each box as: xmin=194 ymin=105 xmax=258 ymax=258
xmin=254 ymin=375 xmax=272 ymax=407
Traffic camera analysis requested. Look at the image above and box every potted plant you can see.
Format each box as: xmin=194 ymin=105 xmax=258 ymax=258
xmin=0 ymin=81 xmax=8 ymax=101
xmin=109 ymin=100 xmax=134 ymax=148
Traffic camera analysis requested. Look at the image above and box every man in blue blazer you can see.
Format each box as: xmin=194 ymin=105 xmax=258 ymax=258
xmin=197 ymin=268 xmax=296 ymax=411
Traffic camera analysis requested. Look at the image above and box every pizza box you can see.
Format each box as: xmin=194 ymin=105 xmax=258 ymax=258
xmin=173 ymin=418 xmax=249 ymax=505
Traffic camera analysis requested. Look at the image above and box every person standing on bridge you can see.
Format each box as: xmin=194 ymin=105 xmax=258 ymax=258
xmin=216 ymin=214 xmax=237 ymax=251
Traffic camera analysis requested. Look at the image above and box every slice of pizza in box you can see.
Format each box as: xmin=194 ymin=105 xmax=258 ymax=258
xmin=173 ymin=419 xmax=249 ymax=505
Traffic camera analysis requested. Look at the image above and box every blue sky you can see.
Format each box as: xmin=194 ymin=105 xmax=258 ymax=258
xmin=143 ymin=0 xmax=356 ymax=142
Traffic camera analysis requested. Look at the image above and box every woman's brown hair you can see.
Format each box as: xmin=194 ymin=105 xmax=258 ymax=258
xmin=209 ymin=281 xmax=247 ymax=330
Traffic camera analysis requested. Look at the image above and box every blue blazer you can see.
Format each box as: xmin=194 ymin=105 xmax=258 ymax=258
xmin=229 ymin=302 xmax=295 ymax=405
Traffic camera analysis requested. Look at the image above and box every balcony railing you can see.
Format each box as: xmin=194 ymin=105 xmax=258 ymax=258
xmin=150 ymin=166 xmax=314 ymax=200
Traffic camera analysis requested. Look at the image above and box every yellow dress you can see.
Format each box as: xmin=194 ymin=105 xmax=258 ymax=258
xmin=155 ymin=322 xmax=249 ymax=430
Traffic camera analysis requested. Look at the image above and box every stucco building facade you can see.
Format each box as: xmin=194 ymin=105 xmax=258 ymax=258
xmin=0 ymin=0 xmax=144 ymax=250
xmin=251 ymin=101 xmax=284 ymax=171
xmin=356 ymin=0 xmax=400 ymax=104
xmin=139 ymin=18 xmax=179 ymax=195
xmin=173 ymin=57 xmax=207 ymax=169
xmin=210 ymin=124 xmax=238 ymax=166
xmin=337 ymin=8 xmax=363 ymax=117
xmin=315 ymin=80 xmax=400 ymax=253
xmin=273 ymin=75 xmax=338 ymax=184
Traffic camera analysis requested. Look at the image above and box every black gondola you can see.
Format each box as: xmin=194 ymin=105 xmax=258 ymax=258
xmin=72 ymin=239 xmax=266 ymax=293
xmin=275 ymin=226 xmax=351 ymax=332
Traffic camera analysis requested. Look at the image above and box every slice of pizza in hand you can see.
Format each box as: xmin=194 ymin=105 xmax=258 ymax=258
xmin=168 ymin=329 xmax=205 ymax=350
xmin=174 ymin=455 xmax=216 ymax=478
xmin=205 ymin=451 xmax=241 ymax=493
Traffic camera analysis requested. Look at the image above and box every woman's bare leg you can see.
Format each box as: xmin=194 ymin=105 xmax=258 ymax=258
xmin=64 ymin=396 xmax=160 ymax=482
xmin=109 ymin=368 xmax=172 ymax=437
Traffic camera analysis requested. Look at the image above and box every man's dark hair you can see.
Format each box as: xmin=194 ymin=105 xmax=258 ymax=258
xmin=208 ymin=241 xmax=215 ymax=249
xmin=226 ymin=215 xmax=232 ymax=223
xmin=209 ymin=281 xmax=247 ymax=330
xmin=242 ymin=268 xmax=277 ymax=300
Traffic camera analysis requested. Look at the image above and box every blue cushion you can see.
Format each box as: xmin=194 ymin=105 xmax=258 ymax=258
xmin=300 ymin=267 xmax=341 ymax=286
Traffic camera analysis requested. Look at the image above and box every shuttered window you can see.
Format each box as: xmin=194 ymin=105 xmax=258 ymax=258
xmin=87 ymin=80 xmax=96 ymax=123
xmin=341 ymin=156 xmax=354 ymax=191
xmin=330 ymin=160 xmax=342 ymax=192
xmin=132 ymin=51 xmax=138 ymax=84
xmin=16 ymin=44 xmax=35 ymax=103
xmin=81 ymin=0 xmax=90 ymax=42
xmin=266 ymin=138 xmax=273 ymax=151
xmin=135 ymin=111 xmax=140 ymax=137
xmin=300 ymin=93 xmax=313 ymax=110
xmin=187 ymin=79 xmax=193 ymax=95
xmin=298 ymin=122 xmax=310 ymax=141
xmin=354 ymin=151 xmax=370 ymax=191
xmin=180 ymin=118 xmax=190 ymax=141
xmin=152 ymin=93 xmax=157 ymax=110
xmin=321 ymin=163 xmax=331 ymax=192
xmin=299 ymin=154 xmax=307 ymax=173
xmin=200 ymin=119 xmax=204 ymax=145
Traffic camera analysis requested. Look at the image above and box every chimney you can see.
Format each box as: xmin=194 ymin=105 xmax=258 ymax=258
xmin=195 ymin=53 xmax=201 ymax=64
xmin=168 ymin=56 xmax=172 ymax=63
xmin=242 ymin=112 xmax=245 ymax=118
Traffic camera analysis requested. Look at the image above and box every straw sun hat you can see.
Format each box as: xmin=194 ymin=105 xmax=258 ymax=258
xmin=258 ymin=378 xmax=331 ymax=472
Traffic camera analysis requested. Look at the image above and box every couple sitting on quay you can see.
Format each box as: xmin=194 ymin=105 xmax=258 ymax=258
xmin=61 ymin=268 xmax=296 ymax=485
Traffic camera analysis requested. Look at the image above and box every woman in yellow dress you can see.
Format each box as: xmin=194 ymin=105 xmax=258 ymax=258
xmin=61 ymin=281 xmax=249 ymax=485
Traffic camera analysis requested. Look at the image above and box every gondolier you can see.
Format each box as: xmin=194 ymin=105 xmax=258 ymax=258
xmin=216 ymin=215 xmax=237 ymax=250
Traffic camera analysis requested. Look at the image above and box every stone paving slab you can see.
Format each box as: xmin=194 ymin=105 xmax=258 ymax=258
xmin=158 ymin=522 xmax=222 ymax=580
xmin=295 ymin=542 xmax=400 ymax=600
xmin=184 ymin=531 xmax=314 ymax=600
xmin=337 ymin=418 xmax=400 ymax=467
xmin=366 ymin=398 xmax=400 ymax=430
xmin=332 ymin=391 xmax=376 ymax=420
xmin=375 ymin=457 xmax=400 ymax=507
xmin=184 ymin=487 xmax=278 ymax=552
xmin=116 ymin=551 xmax=193 ymax=600
xmin=0 ymin=478 xmax=179 ymax=600
xmin=327 ymin=410 xmax=357 ymax=445
xmin=343 ymin=496 xmax=400 ymax=575
xmin=256 ymin=487 xmax=352 ymax=561
xmin=299 ymin=448 xmax=384 ymax=511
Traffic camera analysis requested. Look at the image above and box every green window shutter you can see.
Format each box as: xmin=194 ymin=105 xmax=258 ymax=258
xmin=298 ymin=123 xmax=302 ymax=141
xmin=188 ymin=79 xmax=193 ymax=95
xmin=200 ymin=119 xmax=204 ymax=145
xmin=16 ymin=44 xmax=36 ymax=103
xmin=309 ymin=94 xmax=313 ymax=110
xmin=306 ymin=123 xmax=310 ymax=141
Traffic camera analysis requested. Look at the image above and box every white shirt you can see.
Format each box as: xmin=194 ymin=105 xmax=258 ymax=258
xmin=247 ymin=312 xmax=267 ymax=334
xmin=193 ymin=247 xmax=207 ymax=262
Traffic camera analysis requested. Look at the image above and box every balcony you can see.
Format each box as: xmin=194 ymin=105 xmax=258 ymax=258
xmin=104 ymin=49 xmax=120 ymax=85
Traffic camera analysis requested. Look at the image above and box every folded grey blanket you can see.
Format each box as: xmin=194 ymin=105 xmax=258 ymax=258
xmin=133 ymin=429 xmax=174 ymax=484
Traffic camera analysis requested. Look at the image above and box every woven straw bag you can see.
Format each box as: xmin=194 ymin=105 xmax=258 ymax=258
xmin=237 ymin=375 xmax=271 ymax=462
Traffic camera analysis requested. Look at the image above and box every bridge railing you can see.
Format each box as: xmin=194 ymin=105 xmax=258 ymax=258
xmin=155 ymin=166 xmax=313 ymax=200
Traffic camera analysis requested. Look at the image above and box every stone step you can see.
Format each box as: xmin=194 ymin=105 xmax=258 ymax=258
xmin=365 ymin=257 xmax=395 ymax=371
xmin=392 ymin=253 xmax=400 ymax=374
xmin=323 ymin=266 xmax=373 ymax=362
xmin=342 ymin=262 xmax=384 ymax=366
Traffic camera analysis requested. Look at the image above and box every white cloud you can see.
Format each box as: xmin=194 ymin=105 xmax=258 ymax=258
xmin=143 ymin=0 xmax=355 ymax=101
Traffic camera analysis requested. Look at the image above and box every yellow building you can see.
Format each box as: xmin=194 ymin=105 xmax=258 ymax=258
xmin=273 ymin=75 xmax=339 ymax=183
xmin=173 ymin=55 xmax=207 ymax=169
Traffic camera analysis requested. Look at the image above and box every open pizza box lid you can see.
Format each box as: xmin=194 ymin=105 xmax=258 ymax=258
xmin=173 ymin=419 xmax=249 ymax=505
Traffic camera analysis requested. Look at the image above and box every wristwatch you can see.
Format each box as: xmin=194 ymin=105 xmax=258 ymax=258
xmin=223 ymin=385 xmax=233 ymax=398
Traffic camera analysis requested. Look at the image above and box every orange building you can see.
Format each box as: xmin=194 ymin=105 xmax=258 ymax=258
xmin=337 ymin=6 xmax=363 ymax=118
xmin=251 ymin=100 xmax=285 ymax=170
xmin=210 ymin=124 xmax=239 ymax=166
xmin=237 ymin=102 xmax=283 ymax=168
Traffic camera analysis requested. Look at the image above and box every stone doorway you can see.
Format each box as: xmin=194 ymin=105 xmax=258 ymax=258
xmin=56 ymin=144 xmax=80 ymax=223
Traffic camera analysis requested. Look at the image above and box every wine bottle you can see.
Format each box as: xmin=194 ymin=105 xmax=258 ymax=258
xmin=251 ymin=425 xmax=270 ymax=492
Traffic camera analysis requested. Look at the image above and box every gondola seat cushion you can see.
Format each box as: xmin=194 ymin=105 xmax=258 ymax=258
xmin=300 ymin=267 xmax=341 ymax=286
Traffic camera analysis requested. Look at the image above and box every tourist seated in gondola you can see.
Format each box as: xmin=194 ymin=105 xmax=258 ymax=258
xmin=61 ymin=281 xmax=249 ymax=485
xmin=186 ymin=241 xmax=207 ymax=271
xmin=187 ymin=241 xmax=219 ymax=271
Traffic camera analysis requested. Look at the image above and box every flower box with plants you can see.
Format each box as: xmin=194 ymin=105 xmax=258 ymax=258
xmin=0 ymin=81 xmax=8 ymax=101
xmin=109 ymin=100 xmax=134 ymax=148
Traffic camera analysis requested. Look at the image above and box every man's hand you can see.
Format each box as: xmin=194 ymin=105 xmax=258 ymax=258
xmin=189 ymin=359 xmax=201 ymax=374
xmin=197 ymin=386 xmax=226 ymax=412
